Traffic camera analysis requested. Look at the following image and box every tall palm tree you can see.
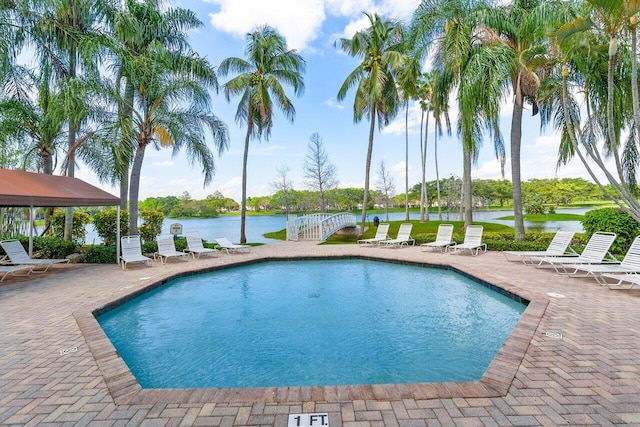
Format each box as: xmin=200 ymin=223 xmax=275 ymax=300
xmin=411 ymin=0 xmax=505 ymax=227
xmin=424 ymin=71 xmax=452 ymax=221
xmin=397 ymin=47 xmax=420 ymax=222
xmin=472 ymin=0 xmax=574 ymax=240
xmin=336 ymin=12 xmax=407 ymax=233
xmin=538 ymin=1 xmax=640 ymax=222
xmin=103 ymin=0 xmax=211 ymax=211
xmin=32 ymin=0 xmax=108 ymax=239
xmin=219 ymin=25 xmax=305 ymax=243
xmin=127 ymin=47 xmax=228 ymax=235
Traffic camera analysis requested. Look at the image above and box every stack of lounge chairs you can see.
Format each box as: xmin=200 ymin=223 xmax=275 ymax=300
xmin=502 ymin=229 xmax=640 ymax=290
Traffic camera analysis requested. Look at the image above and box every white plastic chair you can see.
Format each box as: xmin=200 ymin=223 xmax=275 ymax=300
xmin=420 ymin=224 xmax=455 ymax=253
xmin=503 ymin=230 xmax=577 ymax=263
xmin=119 ymin=235 xmax=153 ymax=270
xmin=0 ymin=239 xmax=69 ymax=272
xmin=379 ymin=223 xmax=415 ymax=248
xmin=214 ymin=237 xmax=251 ymax=254
xmin=0 ymin=265 xmax=33 ymax=282
xmin=185 ymin=232 xmax=219 ymax=258
xmin=357 ymin=223 xmax=390 ymax=247
xmin=450 ymin=225 xmax=486 ymax=256
xmin=154 ymin=234 xmax=189 ymax=264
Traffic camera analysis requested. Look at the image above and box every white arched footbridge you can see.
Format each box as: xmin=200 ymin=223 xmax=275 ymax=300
xmin=286 ymin=212 xmax=357 ymax=241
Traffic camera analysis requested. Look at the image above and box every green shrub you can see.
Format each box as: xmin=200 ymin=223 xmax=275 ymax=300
xmin=93 ymin=209 xmax=129 ymax=245
xmin=139 ymin=210 xmax=164 ymax=242
xmin=582 ymin=208 xmax=640 ymax=254
xmin=50 ymin=210 xmax=91 ymax=242
xmin=84 ymin=245 xmax=117 ymax=263
xmin=141 ymin=241 xmax=158 ymax=254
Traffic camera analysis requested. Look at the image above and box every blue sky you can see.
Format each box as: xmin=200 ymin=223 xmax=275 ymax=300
xmin=76 ymin=0 xmax=594 ymax=203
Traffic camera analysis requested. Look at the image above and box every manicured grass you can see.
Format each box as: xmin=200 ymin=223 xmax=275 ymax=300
xmin=495 ymin=213 xmax=584 ymax=221
xmin=265 ymin=220 xmax=515 ymax=245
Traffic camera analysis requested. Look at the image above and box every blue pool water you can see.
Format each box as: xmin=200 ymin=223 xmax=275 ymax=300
xmin=98 ymin=259 xmax=525 ymax=388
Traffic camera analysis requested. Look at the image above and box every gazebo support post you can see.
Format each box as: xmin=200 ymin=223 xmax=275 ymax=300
xmin=29 ymin=206 xmax=34 ymax=257
xmin=116 ymin=207 xmax=121 ymax=265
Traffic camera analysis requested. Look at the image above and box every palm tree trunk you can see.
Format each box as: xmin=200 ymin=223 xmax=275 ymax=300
xmin=128 ymin=143 xmax=147 ymax=236
xmin=360 ymin=109 xmax=376 ymax=236
xmin=119 ymin=80 xmax=135 ymax=211
xmin=64 ymin=125 xmax=76 ymax=240
xmin=423 ymin=113 xmax=429 ymax=222
xmin=404 ymin=103 xmax=409 ymax=221
xmin=240 ymin=127 xmax=251 ymax=243
xmin=511 ymin=75 xmax=525 ymax=241
xmin=419 ymin=111 xmax=426 ymax=222
xmin=120 ymin=170 xmax=129 ymax=211
xmin=462 ymin=147 xmax=473 ymax=226
xmin=64 ymin=49 xmax=77 ymax=241
xmin=435 ymin=124 xmax=442 ymax=221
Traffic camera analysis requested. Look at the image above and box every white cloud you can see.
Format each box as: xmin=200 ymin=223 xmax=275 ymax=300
xmin=324 ymin=99 xmax=345 ymax=109
xmin=526 ymin=134 xmax=560 ymax=154
xmin=153 ymin=160 xmax=175 ymax=167
xmin=382 ymin=103 xmax=422 ymax=135
xmin=206 ymin=0 xmax=325 ymax=51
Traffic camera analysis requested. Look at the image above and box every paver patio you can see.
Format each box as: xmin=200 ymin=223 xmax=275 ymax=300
xmin=1 ymin=241 xmax=639 ymax=426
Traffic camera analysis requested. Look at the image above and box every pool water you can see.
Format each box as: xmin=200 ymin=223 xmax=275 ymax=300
xmin=98 ymin=259 xmax=525 ymax=388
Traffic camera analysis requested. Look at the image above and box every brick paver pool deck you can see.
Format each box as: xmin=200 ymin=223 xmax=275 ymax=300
xmin=1 ymin=241 xmax=639 ymax=426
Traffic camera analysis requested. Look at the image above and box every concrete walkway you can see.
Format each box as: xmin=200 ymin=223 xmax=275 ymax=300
xmin=1 ymin=241 xmax=639 ymax=426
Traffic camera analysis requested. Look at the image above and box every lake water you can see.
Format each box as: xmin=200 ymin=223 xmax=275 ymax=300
xmin=83 ymin=208 xmax=587 ymax=245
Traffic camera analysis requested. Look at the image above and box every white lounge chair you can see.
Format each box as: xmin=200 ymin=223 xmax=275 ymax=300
xmin=503 ymin=230 xmax=577 ymax=263
xmin=214 ymin=237 xmax=251 ymax=254
xmin=420 ymin=224 xmax=455 ymax=253
xmin=563 ymin=235 xmax=640 ymax=284
xmin=357 ymin=223 xmax=390 ymax=247
xmin=450 ymin=225 xmax=486 ymax=256
xmin=602 ymin=273 xmax=640 ymax=290
xmin=531 ymin=231 xmax=617 ymax=274
xmin=185 ymin=232 xmax=219 ymax=258
xmin=379 ymin=223 xmax=415 ymax=248
xmin=119 ymin=235 xmax=153 ymax=270
xmin=154 ymin=234 xmax=189 ymax=264
xmin=0 ymin=264 xmax=33 ymax=282
xmin=0 ymin=239 xmax=70 ymax=272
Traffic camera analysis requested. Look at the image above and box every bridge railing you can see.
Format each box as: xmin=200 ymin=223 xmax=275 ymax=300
xmin=286 ymin=212 xmax=357 ymax=241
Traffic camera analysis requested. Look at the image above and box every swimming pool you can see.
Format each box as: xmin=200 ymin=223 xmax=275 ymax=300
xmin=98 ymin=259 xmax=526 ymax=389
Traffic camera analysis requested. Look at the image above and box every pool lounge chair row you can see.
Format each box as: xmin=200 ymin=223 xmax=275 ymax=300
xmin=420 ymin=224 xmax=487 ymax=256
xmin=0 ymin=239 xmax=69 ymax=281
xmin=358 ymin=223 xmax=487 ymax=256
xmin=504 ymin=230 xmax=640 ymax=289
xmin=357 ymin=223 xmax=415 ymax=248
xmin=119 ymin=234 xmax=251 ymax=270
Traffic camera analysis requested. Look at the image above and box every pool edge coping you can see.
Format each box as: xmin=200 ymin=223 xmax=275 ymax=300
xmin=74 ymin=254 xmax=547 ymax=405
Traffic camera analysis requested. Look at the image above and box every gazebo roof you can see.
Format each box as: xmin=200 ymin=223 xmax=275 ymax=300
xmin=0 ymin=169 xmax=120 ymax=207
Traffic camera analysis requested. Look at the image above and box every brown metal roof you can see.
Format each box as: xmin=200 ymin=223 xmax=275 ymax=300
xmin=0 ymin=169 xmax=120 ymax=207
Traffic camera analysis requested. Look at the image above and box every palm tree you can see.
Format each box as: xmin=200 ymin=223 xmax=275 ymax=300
xmin=31 ymin=0 xmax=108 ymax=239
xmin=411 ymin=0 xmax=505 ymax=227
xmin=125 ymin=37 xmax=228 ymax=235
xmin=219 ymin=26 xmax=305 ymax=244
xmin=538 ymin=1 xmax=640 ymax=222
xmin=472 ymin=0 xmax=575 ymax=240
xmin=422 ymin=71 xmax=452 ymax=221
xmin=103 ymin=0 xmax=212 ymax=211
xmin=336 ymin=12 xmax=407 ymax=234
xmin=397 ymin=46 xmax=420 ymax=222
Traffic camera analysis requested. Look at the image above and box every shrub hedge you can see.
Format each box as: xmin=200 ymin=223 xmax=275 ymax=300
xmin=582 ymin=208 xmax=640 ymax=254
